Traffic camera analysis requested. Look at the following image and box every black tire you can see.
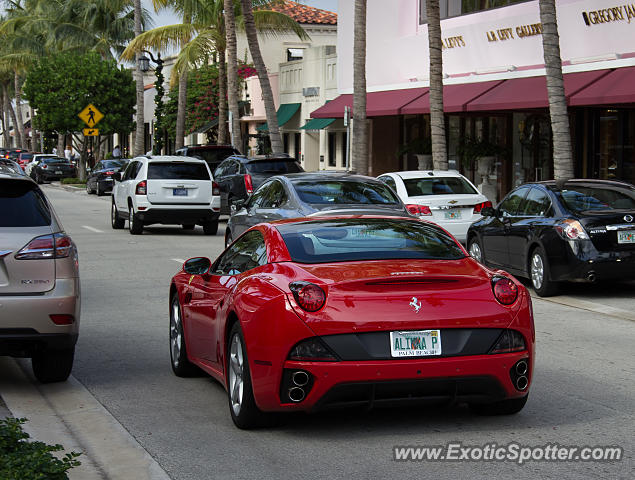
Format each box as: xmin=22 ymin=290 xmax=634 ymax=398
xmin=169 ymin=294 xmax=198 ymax=377
xmin=468 ymin=237 xmax=485 ymax=265
xmin=86 ymin=181 xmax=94 ymax=194
xmin=32 ymin=347 xmax=75 ymax=383
xmin=96 ymin=182 xmax=105 ymax=196
xmin=470 ymin=395 xmax=528 ymax=415
xmin=129 ymin=205 xmax=143 ymax=235
xmin=182 ymin=224 xmax=195 ymax=230
xmin=529 ymin=246 xmax=558 ymax=297
xmin=111 ymin=202 xmax=125 ymax=229
xmin=225 ymin=230 xmax=233 ymax=248
xmin=35 ymin=172 xmax=42 ymax=184
xmin=203 ymin=221 xmax=218 ymax=236
xmin=227 ymin=323 xmax=265 ymax=429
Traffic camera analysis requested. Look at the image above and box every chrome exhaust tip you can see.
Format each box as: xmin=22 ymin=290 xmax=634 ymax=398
xmin=292 ymin=371 xmax=309 ymax=387
xmin=587 ymin=272 xmax=597 ymax=283
xmin=288 ymin=386 xmax=306 ymax=402
xmin=516 ymin=375 xmax=528 ymax=391
xmin=515 ymin=360 xmax=528 ymax=376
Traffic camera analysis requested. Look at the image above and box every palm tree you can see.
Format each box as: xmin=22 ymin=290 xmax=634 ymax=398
xmin=426 ymin=0 xmax=447 ymax=170
xmin=133 ymin=0 xmax=145 ymax=156
xmin=539 ymin=0 xmax=572 ymax=179
xmin=352 ymin=0 xmax=367 ymax=174
xmin=224 ymin=0 xmax=242 ymax=151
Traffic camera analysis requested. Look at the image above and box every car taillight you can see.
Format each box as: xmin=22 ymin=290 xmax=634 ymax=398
xmin=50 ymin=314 xmax=74 ymax=325
xmin=42 ymin=164 xmax=48 ymax=169
xmin=489 ymin=329 xmax=526 ymax=354
xmin=491 ymin=276 xmax=518 ymax=305
xmin=473 ymin=201 xmax=492 ymax=214
xmin=212 ymin=181 xmax=220 ymax=196
xmin=104 ymin=171 xmax=114 ymax=175
xmin=136 ymin=180 xmax=147 ymax=195
xmin=289 ymin=281 xmax=326 ymax=312
xmin=15 ymin=233 xmax=73 ymax=260
xmin=244 ymin=174 xmax=253 ymax=195
xmin=288 ymin=337 xmax=338 ymax=361
xmin=555 ymin=219 xmax=589 ymax=240
xmin=406 ymin=204 xmax=432 ymax=216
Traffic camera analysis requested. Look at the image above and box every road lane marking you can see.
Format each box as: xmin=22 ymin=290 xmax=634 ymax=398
xmin=82 ymin=226 xmax=103 ymax=233
xmin=172 ymin=258 xmax=185 ymax=264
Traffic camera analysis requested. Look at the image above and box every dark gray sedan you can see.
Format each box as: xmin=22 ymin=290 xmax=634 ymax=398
xmin=224 ymin=173 xmax=412 ymax=245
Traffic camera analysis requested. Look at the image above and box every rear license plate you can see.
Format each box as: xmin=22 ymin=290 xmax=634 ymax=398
xmin=444 ymin=210 xmax=461 ymax=220
xmin=617 ymin=230 xmax=635 ymax=244
xmin=55 ymin=170 xmax=63 ymax=175
xmin=173 ymin=188 xmax=188 ymax=196
xmin=390 ymin=330 xmax=441 ymax=357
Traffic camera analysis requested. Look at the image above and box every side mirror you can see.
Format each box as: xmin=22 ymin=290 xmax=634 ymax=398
xmin=230 ymin=198 xmax=246 ymax=215
xmin=113 ymin=172 xmax=122 ymax=182
xmin=480 ymin=206 xmax=496 ymax=217
xmin=183 ymin=257 xmax=212 ymax=275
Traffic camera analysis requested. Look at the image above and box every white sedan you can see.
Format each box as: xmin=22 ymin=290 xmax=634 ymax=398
xmin=377 ymin=170 xmax=491 ymax=243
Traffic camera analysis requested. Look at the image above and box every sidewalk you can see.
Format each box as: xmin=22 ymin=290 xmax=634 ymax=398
xmin=0 ymin=357 xmax=171 ymax=480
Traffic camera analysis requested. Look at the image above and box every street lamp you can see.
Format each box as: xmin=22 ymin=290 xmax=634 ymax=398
xmin=138 ymin=54 xmax=150 ymax=73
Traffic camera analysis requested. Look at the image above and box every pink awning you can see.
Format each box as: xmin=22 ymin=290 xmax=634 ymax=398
xmin=569 ymin=66 xmax=635 ymax=106
xmin=311 ymin=89 xmax=427 ymax=118
xmin=466 ymin=70 xmax=610 ymax=111
xmin=400 ymin=81 xmax=503 ymax=114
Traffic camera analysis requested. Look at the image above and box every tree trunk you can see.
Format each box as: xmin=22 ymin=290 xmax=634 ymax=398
xmin=539 ymin=0 xmax=573 ymax=180
xmin=175 ymin=70 xmax=188 ymax=149
xmin=353 ymin=0 xmax=368 ymax=175
xmin=240 ymin=0 xmax=282 ymax=153
xmin=0 ymin=86 xmax=9 ymax=148
xmin=57 ymin=134 xmax=65 ymax=158
xmin=427 ymin=0 xmax=447 ymax=170
xmin=225 ymin=0 xmax=243 ymax=152
xmin=14 ymin=72 xmax=26 ymax=149
xmin=5 ymin=87 xmax=20 ymax=149
xmin=217 ymin=48 xmax=229 ymax=145
xmin=133 ymin=0 xmax=145 ymax=157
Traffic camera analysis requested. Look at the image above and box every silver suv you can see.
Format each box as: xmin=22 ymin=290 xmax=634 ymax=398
xmin=0 ymin=170 xmax=80 ymax=383
xmin=111 ymin=155 xmax=221 ymax=235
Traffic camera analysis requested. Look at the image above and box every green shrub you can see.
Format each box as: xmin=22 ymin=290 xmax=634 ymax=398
xmin=60 ymin=178 xmax=85 ymax=185
xmin=0 ymin=418 xmax=81 ymax=480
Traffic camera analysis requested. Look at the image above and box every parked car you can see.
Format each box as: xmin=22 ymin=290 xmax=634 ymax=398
xmin=86 ymin=159 xmax=129 ymax=196
xmin=31 ymin=157 xmax=76 ymax=184
xmin=0 ymin=159 xmax=25 ymax=175
xmin=4 ymin=148 xmax=24 ymax=161
xmin=214 ymin=154 xmax=304 ymax=215
xmin=225 ymin=173 xmax=413 ymax=246
xmin=111 ymin=155 xmax=221 ymax=235
xmin=467 ymin=179 xmax=635 ymax=296
xmin=377 ymin=170 xmax=491 ymax=244
xmin=0 ymin=169 xmax=80 ymax=383
xmin=170 ymin=216 xmax=534 ymax=429
xmin=175 ymin=144 xmax=239 ymax=173
xmin=26 ymin=154 xmax=57 ymax=177
xmin=17 ymin=152 xmax=35 ymax=170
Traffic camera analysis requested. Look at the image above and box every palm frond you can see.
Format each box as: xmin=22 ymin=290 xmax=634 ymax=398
xmin=239 ymin=10 xmax=310 ymax=41
xmin=120 ymin=23 xmax=198 ymax=61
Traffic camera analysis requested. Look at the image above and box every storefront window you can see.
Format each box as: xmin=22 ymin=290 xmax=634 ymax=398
xmin=512 ymin=113 xmax=552 ymax=187
xmin=420 ymin=0 xmax=531 ymax=23
xmin=593 ymin=109 xmax=635 ymax=185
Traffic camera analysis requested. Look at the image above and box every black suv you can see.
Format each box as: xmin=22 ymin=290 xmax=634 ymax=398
xmin=214 ymin=154 xmax=304 ymax=214
xmin=175 ymin=145 xmax=239 ymax=174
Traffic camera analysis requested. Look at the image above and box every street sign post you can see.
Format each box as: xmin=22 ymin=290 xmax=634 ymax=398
xmin=78 ymin=104 xmax=104 ymax=128
xmin=83 ymin=128 xmax=99 ymax=136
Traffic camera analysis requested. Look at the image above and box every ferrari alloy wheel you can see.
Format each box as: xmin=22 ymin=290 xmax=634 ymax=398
xmin=129 ymin=206 xmax=143 ymax=235
xmin=530 ymin=247 xmax=558 ymax=297
xmin=470 ymin=395 xmax=528 ymax=415
xmin=227 ymin=323 xmax=264 ymax=429
xmin=111 ymin=202 xmax=125 ymax=229
xmin=86 ymin=182 xmax=93 ymax=194
xmin=468 ymin=238 xmax=484 ymax=264
xmin=169 ymin=295 xmax=196 ymax=377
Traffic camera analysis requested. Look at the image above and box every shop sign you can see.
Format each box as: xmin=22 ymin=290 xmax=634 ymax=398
xmin=582 ymin=5 xmax=635 ymax=26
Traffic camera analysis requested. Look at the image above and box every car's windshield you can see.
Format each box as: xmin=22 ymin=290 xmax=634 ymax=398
xmin=191 ymin=148 xmax=236 ymax=167
xmin=293 ymin=180 xmax=400 ymax=205
xmin=558 ymin=185 xmax=635 ymax=212
xmin=147 ymin=162 xmax=210 ymax=180
xmin=102 ymin=160 xmax=126 ymax=170
xmin=0 ymin=179 xmax=51 ymax=227
xmin=246 ymin=160 xmax=302 ymax=174
xmin=277 ymin=219 xmax=464 ymax=264
xmin=42 ymin=157 xmax=71 ymax=165
xmin=402 ymin=176 xmax=477 ymax=196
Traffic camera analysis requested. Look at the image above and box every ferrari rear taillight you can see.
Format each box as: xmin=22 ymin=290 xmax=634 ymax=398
xmin=491 ymin=276 xmax=518 ymax=305
xmin=406 ymin=204 xmax=432 ymax=216
xmin=473 ymin=201 xmax=492 ymax=214
xmin=289 ymin=281 xmax=326 ymax=312
xmin=288 ymin=337 xmax=338 ymax=361
xmin=104 ymin=171 xmax=115 ymax=175
xmin=15 ymin=233 xmax=73 ymax=260
xmin=212 ymin=181 xmax=220 ymax=196
xmin=244 ymin=174 xmax=253 ymax=195
xmin=555 ymin=219 xmax=589 ymax=240
xmin=135 ymin=180 xmax=147 ymax=195
xmin=489 ymin=329 xmax=526 ymax=354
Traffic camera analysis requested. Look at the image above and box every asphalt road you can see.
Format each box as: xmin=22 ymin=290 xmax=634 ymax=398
xmin=37 ymin=185 xmax=635 ymax=479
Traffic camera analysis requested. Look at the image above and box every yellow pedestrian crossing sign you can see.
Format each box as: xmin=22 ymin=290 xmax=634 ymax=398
xmin=83 ymin=128 xmax=99 ymax=136
xmin=78 ymin=104 xmax=103 ymax=127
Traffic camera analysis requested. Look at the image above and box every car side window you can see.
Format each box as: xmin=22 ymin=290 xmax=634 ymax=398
xmin=122 ymin=161 xmax=137 ymax=181
xmin=259 ymin=181 xmax=287 ymax=209
xmin=379 ymin=176 xmax=397 ymax=193
xmin=498 ymin=187 xmax=530 ymax=217
xmin=522 ymin=188 xmax=552 ymax=217
xmin=213 ymin=230 xmax=268 ymax=275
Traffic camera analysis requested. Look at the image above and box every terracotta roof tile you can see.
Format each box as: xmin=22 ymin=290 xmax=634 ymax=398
xmin=268 ymin=0 xmax=337 ymax=25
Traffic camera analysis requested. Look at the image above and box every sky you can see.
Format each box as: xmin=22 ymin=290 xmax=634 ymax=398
xmin=145 ymin=0 xmax=339 ymax=28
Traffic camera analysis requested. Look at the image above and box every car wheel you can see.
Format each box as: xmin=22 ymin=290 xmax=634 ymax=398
xmin=32 ymin=347 xmax=75 ymax=383
xmin=529 ymin=247 xmax=558 ymax=297
xmin=129 ymin=205 xmax=143 ymax=235
xmin=35 ymin=172 xmax=42 ymax=184
xmin=468 ymin=237 xmax=485 ymax=264
xmin=203 ymin=221 xmax=218 ymax=236
xmin=227 ymin=323 xmax=265 ymax=429
xmin=470 ymin=395 xmax=528 ymax=415
xmin=182 ymin=224 xmax=195 ymax=230
xmin=86 ymin=181 xmax=94 ymax=194
xmin=169 ymin=294 xmax=197 ymax=377
xmin=225 ymin=231 xmax=233 ymax=248
xmin=96 ymin=183 xmax=105 ymax=196
xmin=111 ymin=202 xmax=125 ymax=229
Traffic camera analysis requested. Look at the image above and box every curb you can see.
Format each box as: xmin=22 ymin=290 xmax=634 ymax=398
xmin=0 ymin=357 xmax=171 ymax=480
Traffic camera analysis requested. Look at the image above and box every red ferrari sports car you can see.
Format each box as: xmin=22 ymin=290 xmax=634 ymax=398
xmin=169 ymin=216 xmax=534 ymax=429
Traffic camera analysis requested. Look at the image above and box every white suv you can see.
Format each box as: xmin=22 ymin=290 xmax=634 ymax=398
xmin=111 ymin=155 xmax=221 ymax=235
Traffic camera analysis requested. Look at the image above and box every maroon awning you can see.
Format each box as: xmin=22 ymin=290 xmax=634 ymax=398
xmin=466 ymin=70 xmax=610 ymax=111
xmin=569 ymin=66 xmax=635 ymax=106
xmin=311 ymin=88 xmax=427 ymax=118
xmin=400 ymin=81 xmax=503 ymax=114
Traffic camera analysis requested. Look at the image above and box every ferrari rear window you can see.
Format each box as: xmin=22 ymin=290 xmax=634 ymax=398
xmin=0 ymin=180 xmax=52 ymax=227
xmin=277 ymin=219 xmax=465 ymax=263
xmin=148 ymin=162 xmax=210 ymax=180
